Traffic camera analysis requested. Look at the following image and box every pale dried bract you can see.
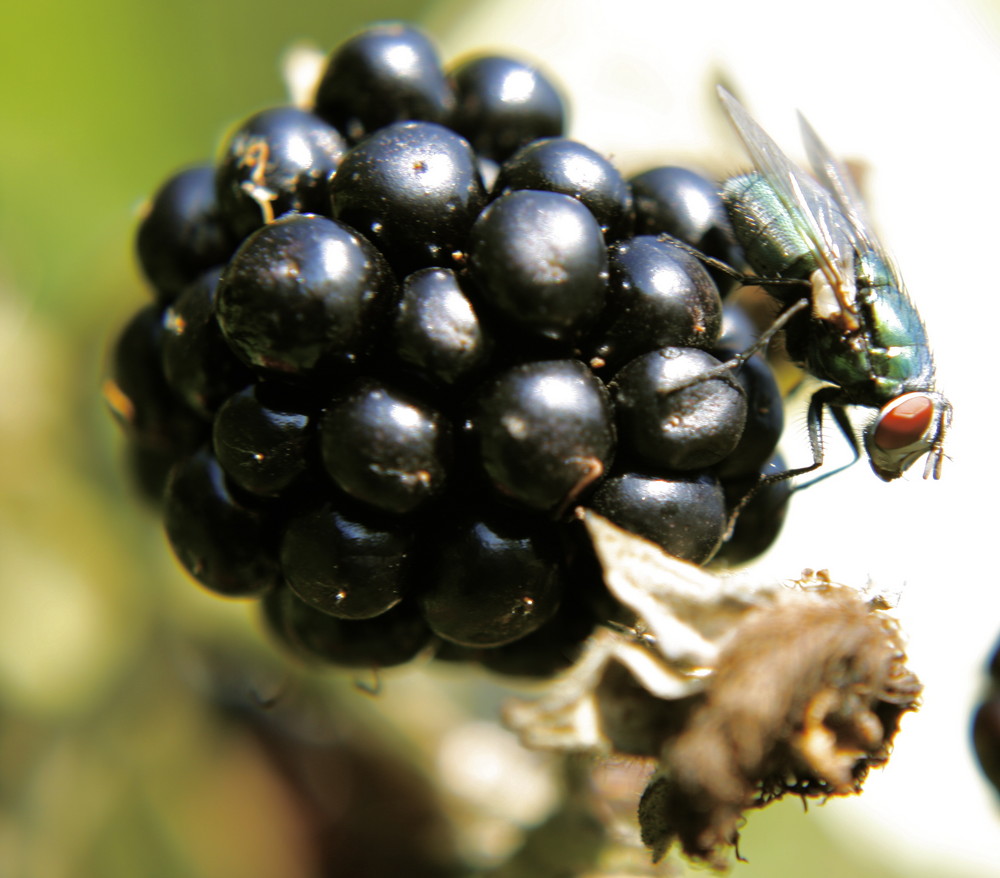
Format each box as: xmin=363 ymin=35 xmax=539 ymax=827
xmin=504 ymin=511 xmax=922 ymax=869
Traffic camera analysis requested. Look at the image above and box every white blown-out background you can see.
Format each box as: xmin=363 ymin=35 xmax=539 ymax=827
xmin=428 ymin=0 xmax=1000 ymax=873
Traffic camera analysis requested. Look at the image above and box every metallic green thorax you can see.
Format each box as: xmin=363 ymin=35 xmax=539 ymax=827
xmin=722 ymin=172 xmax=935 ymax=407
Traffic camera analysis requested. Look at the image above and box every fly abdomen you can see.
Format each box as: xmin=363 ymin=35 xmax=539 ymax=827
xmin=721 ymin=173 xmax=816 ymax=292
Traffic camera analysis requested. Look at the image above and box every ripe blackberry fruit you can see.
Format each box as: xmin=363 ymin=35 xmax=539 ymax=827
xmin=108 ymin=21 xmax=794 ymax=676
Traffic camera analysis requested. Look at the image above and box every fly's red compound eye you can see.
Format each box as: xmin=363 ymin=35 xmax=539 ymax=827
xmin=873 ymin=394 xmax=935 ymax=451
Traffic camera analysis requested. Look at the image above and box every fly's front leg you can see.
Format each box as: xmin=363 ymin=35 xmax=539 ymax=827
xmin=791 ymin=392 xmax=860 ymax=491
xmin=723 ymin=386 xmax=856 ymax=538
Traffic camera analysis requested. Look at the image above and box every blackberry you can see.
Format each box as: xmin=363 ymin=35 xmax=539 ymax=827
xmin=108 ymin=22 xmax=794 ymax=676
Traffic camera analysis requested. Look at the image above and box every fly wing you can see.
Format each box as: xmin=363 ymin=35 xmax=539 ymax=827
xmin=798 ymin=111 xmax=911 ymax=296
xmin=798 ymin=111 xmax=878 ymax=252
xmin=718 ymin=87 xmax=857 ymax=309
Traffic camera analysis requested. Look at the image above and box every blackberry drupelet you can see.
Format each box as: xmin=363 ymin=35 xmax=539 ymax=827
xmin=468 ymin=189 xmax=608 ymax=344
xmin=107 ymin=21 xmax=794 ymax=674
xmin=161 ymin=269 xmax=253 ymax=419
xmin=215 ymin=106 xmax=347 ymax=239
xmin=320 ymin=377 xmax=452 ymax=515
xmin=610 ymin=346 xmax=748 ymax=472
xmin=492 ymin=137 xmax=635 ymax=241
xmin=135 ymin=164 xmax=237 ymax=304
xmin=329 ymin=120 xmax=487 ymax=274
xmin=974 ymin=632 xmax=1000 ymax=802
xmin=468 ymin=358 xmax=615 ymax=513
xmin=212 ymin=381 xmax=318 ymax=497
xmin=216 ymin=213 xmax=396 ymax=376
xmin=314 ymin=21 xmax=454 ymax=142
xmin=281 ymin=500 xmax=416 ymax=620
xmin=448 ymin=54 xmax=566 ymax=161
xmin=588 ymin=235 xmax=723 ymax=374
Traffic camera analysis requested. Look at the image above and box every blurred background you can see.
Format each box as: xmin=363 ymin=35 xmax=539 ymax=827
xmin=2 ymin=0 xmax=1000 ymax=875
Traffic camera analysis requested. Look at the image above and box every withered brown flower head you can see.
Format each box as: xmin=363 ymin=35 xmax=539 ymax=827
xmin=639 ymin=581 xmax=921 ymax=867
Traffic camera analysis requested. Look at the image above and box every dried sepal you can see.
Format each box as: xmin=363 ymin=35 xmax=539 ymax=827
xmin=504 ymin=511 xmax=921 ymax=869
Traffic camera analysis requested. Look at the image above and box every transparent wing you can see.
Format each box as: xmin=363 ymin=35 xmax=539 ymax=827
xmin=718 ymin=87 xmax=857 ymax=310
xmin=797 ymin=111 xmax=911 ymax=298
xmin=797 ymin=110 xmax=879 ymax=253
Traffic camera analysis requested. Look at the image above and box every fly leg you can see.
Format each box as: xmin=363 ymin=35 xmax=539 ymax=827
xmin=723 ymin=387 xmax=858 ymax=537
xmin=791 ymin=394 xmax=860 ymax=491
xmin=657 ymin=234 xmax=813 ymax=296
xmin=650 ymin=297 xmax=811 ymax=397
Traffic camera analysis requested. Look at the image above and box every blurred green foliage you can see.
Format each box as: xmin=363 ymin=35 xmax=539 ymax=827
xmin=0 ymin=4 xmax=464 ymax=876
xmin=0 ymin=0 xmax=444 ymax=327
